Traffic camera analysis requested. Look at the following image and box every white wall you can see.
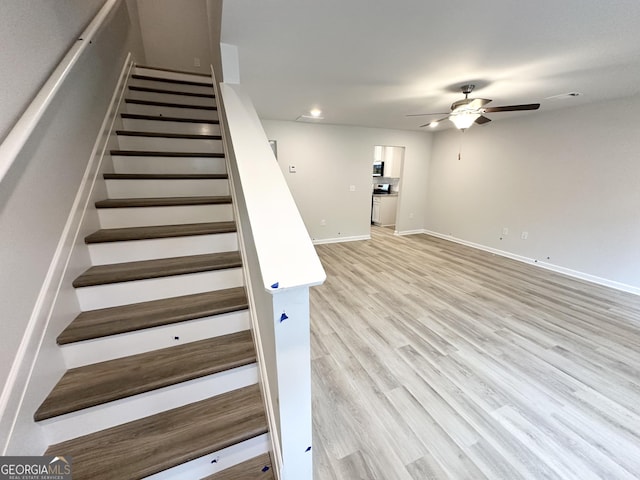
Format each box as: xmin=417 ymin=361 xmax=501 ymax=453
xmin=426 ymin=96 xmax=640 ymax=291
xmin=0 ymin=0 xmax=104 ymax=141
xmin=0 ymin=0 xmax=143 ymax=452
xmin=261 ymin=120 xmax=432 ymax=242
xmin=137 ymin=0 xmax=214 ymax=74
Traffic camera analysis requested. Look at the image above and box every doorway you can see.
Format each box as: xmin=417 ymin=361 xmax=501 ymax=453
xmin=370 ymin=145 xmax=404 ymax=233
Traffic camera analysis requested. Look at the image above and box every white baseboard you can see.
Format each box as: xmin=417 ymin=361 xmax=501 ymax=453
xmin=313 ymin=234 xmax=371 ymax=245
xmin=0 ymin=55 xmax=134 ymax=455
xmin=422 ymin=229 xmax=640 ymax=296
xmin=395 ymin=229 xmax=425 ymax=236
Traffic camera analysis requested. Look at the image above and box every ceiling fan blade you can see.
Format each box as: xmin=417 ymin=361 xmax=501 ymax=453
xmin=419 ymin=116 xmax=449 ymax=128
xmin=483 ymin=103 xmax=540 ymax=113
xmin=406 ymin=112 xmax=450 ymax=117
xmin=475 ymin=115 xmax=492 ymax=125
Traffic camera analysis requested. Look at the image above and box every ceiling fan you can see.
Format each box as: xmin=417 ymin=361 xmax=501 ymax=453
xmin=408 ymin=84 xmax=540 ymax=130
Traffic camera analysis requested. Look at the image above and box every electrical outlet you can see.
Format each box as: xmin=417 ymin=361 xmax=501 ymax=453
xmin=502 ymin=227 xmax=509 ymax=235
xmin=521 ymin=231 xmax=529 ymax=240
xmin=194 ymin=57 xmax=201 ymax=67
xmin=320 ymin=219 xmax=326 ymax=226
xmin=349 ymin=185 xmax=356 ymax=192
xmin=289 ymin=165 xmax=296 ymax=173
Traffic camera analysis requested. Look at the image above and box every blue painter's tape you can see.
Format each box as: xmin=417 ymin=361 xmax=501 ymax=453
xmin=271 ymin=282 xmax=279 ymax=289
xmin=305 ymin=446 xmax=312 ymax=452
xmin=280 ymin=312 xmax=288 ymax=322
xmin=262 ymin=466 xmax=270 ymax=473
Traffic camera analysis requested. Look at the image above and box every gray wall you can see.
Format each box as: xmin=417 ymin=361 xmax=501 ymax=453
xmin=261 ymin=120 xmax=432 ymax=241
xmin=0 ymin=0 xmax=143 ymax=431
xmin=0 ymin=0 xmax=105 ymax=142
xmin=426 ymin=96 xmax=640 ymax=290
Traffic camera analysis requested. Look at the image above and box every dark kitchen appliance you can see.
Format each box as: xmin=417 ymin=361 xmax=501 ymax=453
xmin=373 ymin=183 xmax=390 ymax=194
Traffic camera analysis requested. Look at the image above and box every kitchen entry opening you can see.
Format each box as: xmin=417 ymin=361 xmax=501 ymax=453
xmin=371 ymin=145 xmax=404 ymax=232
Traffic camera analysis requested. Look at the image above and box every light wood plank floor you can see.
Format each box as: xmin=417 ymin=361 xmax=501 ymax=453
xmin=310 ymin=227 xmax=640 ymax=480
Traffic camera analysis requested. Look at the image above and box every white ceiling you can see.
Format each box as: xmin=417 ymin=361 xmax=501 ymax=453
xmin=220 ymin=0 xmax=640 ymax=131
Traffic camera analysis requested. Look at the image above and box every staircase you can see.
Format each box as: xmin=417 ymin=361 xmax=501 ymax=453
xmin=35 ymin=66 xmax=275 ymax=479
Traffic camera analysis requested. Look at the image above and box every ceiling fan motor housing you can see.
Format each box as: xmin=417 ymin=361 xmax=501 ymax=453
xmin=461 ymin=84 xmax=475 ymax=95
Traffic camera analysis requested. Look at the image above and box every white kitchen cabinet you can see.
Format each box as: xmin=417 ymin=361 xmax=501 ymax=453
xmin=371 ymin=195 xmax=397 ymax=227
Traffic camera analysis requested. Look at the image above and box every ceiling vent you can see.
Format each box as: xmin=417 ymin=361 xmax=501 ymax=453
xmin=545 ymin=92 xmax=582 ymax=100
xmin=295 ymin=114 xmax=324 ymax=122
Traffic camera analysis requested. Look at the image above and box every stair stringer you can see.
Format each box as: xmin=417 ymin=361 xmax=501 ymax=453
xmin=0 ymin=55 xmax=135 ymax=456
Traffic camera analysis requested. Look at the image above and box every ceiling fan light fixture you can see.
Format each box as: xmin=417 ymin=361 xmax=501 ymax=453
xmin=429 ymin=121 xmax=439 ymax=128
xmin=449 ymin=111 xmax=480 ymax=129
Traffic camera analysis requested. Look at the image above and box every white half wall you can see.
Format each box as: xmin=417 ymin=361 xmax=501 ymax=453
xmin=261 ymin=120 xmax=432 ymax=242
xmin=425 ymin=95 xmax=640 ymax=291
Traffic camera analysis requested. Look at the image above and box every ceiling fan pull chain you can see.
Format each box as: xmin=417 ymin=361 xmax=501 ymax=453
xmin=458 ymin=130 xmax=465 ymax=161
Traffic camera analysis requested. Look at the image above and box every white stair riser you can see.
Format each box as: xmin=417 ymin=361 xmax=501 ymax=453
xmin=129 ymin=78 xmax=212 ymax=95
xmin=112 ymin=155 xmax=227 ymax=175
xmin=41 ymin=364 xmax=258 ymax=445
xmin=62 ymin=310 xmax=250 ymax=368
xmin=76 ymin=268 xmax=244 ymax=310
xmin=97 ymin=204 xmax=233 ymax=228
xmin=122 ymin=118 xmax=221 ymax=135
xmin=125 ymin=102 xmax=219 ymax=120
xmin=116 ymin=135 xmax=223 ymax=153
xmin=146 ymin=433 xmax=271 ymax=480
xmin=134 ymin=67 xmax=212 ymax=85
xmin=88 ymin=232 xmax=238 ymax=265
xmin=127 ymin=90 xmax=214 ymax=107
xmin=105 ymin=178 xmax=229 ymax=198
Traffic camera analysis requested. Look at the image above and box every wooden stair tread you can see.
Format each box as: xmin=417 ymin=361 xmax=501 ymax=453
xmin=73 ymin=251 xmax=241 ymax=288
xmin=95 ymin=195 xmax=231 ymax=208
xmin=58 ymin=287 xmax=248 ymax=344
xmin=103 ymin=173 xmax=228 ymax=180
xmin=110 ymin=149 xmax=225 ymax=157
xmin=84 ymin=221 xmax=236 ymax=243
xmin=129 ymin=85 xmax=214 ymax=98
xmin=120 ymin=113 xmax=220 ymax=125
xmin=121 ymin=112 xmax=220 ymax=124
xmin=135 ymin=64 xmax=213 ymax=77
xmin=202 ymin=453 xmax=275 ymax=480
xmin=36 ymin=330 xmax=255 ymax=421
xmin=125 ymin=98 xmax=216 ymax=110
xmin=131 ymin=73 xmax=213 ymax=87
xmin=45 ymin=384 xmax=267 ymax=479
xmin=115 ymin=129 xmax=221 ymax=140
